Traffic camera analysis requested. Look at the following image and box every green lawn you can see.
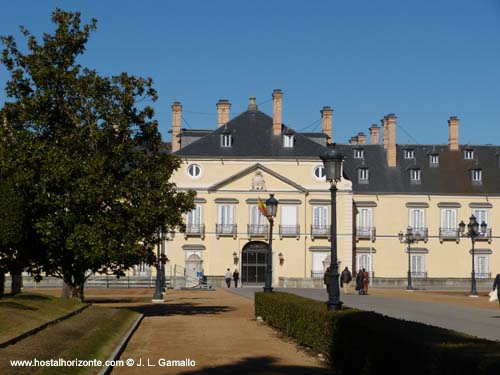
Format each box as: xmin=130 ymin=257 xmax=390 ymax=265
xmin=0 ymin=293 xmax=86 ymax=344
xmin=0 ymin=305 xmax=139 ymax=375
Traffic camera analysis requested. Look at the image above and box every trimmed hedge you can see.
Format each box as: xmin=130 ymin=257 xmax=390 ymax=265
xmin=255 ymin=292 xmax=500 ymax=375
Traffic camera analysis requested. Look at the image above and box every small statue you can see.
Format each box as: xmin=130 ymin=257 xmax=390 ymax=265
xmin=252 ymin=171 xmax=266 ymax=191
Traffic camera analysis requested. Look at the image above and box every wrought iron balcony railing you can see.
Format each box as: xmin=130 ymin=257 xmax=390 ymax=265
xmin=184 ymin=224 xmax=205 ymax=239
xmin=475 ymin=228 xmax=492 ymax=244
xmin=279 ymin=225 xmax=300 ymax=239
xmin=475 ymin=272 xmax=491 ymax=279
xmin=247 ymin=224 xmax=268 ymax=237
xmin=356 ymin=227 xmax=376 ymax=242
xmin=310 ymin=225 xmax=331 ymax=241
xmin=411 ymin=271 xmax=427 ymax=278
xmin=215 ymin=224 xmax=237 ymax=239
xmin=409 ymin=227 xmax=428 ymax=243
xmin=439 ymin=228 xmax=459 ymax=243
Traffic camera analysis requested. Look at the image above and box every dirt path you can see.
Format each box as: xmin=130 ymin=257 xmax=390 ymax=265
xmin=111 ymin=289 xmax=330 ymax=375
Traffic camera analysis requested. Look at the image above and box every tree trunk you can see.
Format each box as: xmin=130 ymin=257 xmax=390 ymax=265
xmin=61 ymin=279 xmax=85 ymax=301
xmin=0 ymin=272 xmax=5 ymax=299
xmin=11 ymin=270 xmax=22 ymax=295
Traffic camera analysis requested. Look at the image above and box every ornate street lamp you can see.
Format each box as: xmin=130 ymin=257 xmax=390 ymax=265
xmin=320 ymin=143 xmax=344 ymax=311
xmin=458 ymin=215 xmax=487 ymax=296
xmin=263 ymin=194 xmax=278 ymax=293
xmin=399 ymin=226 xmax=418 ymax=291
xmin=152 ymin=227 xmax=166 ymax=302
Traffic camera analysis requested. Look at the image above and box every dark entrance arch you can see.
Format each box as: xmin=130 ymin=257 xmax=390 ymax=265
xmin=242 ymin=241 xmax=269 ymax=284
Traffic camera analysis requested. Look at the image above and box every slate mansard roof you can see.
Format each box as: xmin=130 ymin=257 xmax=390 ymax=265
xmin=174 ymin=108 xmax=500 ymax=196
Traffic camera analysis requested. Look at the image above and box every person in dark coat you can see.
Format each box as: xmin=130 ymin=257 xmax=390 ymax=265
xmin=323 ymin=266 xmax=332 ymax=295
xmin=341 ymin=267 xmax=353 ymax=294
xmin=355 ymin=269 xmax=364 ymax=295
xmin=493 ymin=273 xmax=500 ymax=308
xmin=233 ymin=269 xmax=240 ymax=288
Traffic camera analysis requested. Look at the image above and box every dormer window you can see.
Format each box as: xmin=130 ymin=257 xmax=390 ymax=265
xmin=221 ymin=127 xmax=232 ymax=148
xmin=404 ymin=149 xmax=415 ymax=159
xmin=472 ymin=169 xmax=482 ymax=184
xmin=410 ymin=168 xmax=421 ymax=184
xmin=283 ymin=134 xmax=294 ymax=148
xmin=354 ymin=149 xmax=364 ymax=159
xmin=358 ymin=168 xmax=369 ymax=184
xmin=429 ymin=154 xmax=439 ymax=167
xmin=464 ymin=149 xmax=474 ymax=159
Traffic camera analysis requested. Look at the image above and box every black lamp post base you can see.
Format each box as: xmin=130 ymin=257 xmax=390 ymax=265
xmin=263 ymin=286 xmax=274 ymax=293
xmin=326 ymin=300 xmax=343 ymax=312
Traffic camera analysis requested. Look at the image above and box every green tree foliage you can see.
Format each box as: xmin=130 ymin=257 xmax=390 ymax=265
xmin=0 ymin=9 xmax=195 ymax=300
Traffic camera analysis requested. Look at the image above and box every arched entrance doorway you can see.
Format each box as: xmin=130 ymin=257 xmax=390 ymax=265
xmin=185 ymin=253 xmax=203 ymax=287
xmin=242 ymin=241 xmax=269 ymax=284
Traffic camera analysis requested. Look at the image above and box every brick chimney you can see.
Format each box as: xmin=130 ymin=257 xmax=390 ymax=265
xmin=320 ymin=106 xmax=333 ymax=144
xmin=357 ymin=132 xmax=367 ymax=145
xmin=272 ymin=89 xmax=283 ymax=136
xmin=216 ymin=100 xmax=231 ymax=127
xmin=171 ymin=102 xmax=182 ymax=153
xmin=448 ymin=116 xmax=459 ymax=151
xmin=369 ymin=124 xmax=380 ymax=144
xmin=382 ymin=116 xmax=388 ymax=150
xmin=386 ymin=114 xmax=397 ymax=167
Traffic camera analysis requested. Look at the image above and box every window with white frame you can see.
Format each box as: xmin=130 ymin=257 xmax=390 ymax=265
xmin=221 ymin=134 xmax=232 ymax=147
xmin=358 ymin=168 xmax=369 ymax=183
xmin=474 ymin=255 xmax=489 ymax=278
xmin=217 ymin=205 xmax=235 ymax=233
xmin=464 ymin=149 xmax=474 ymax=159
xmin=404 ymin=149 xmax=415 ymax=159
xmin=409 ymin=208 xmax=425 ymax=235
xmin=313 ymin=165 xmax=326 ymax=180
xmin=249 ymin=205 xmax=267 ymax=234
xmin=411 ymin=255 xmax=425 ymax=277
xmin=472 ymin=169 xmax=482 ymax=184
xmin=281 ymin=205 xmax=298 ymax=235
xmin=410 ymin=169 xmax=421 ymax=183
xmin=187 ymin=164 xmax=202 ymax=178
xmin=472 ymin=209 xmax=489 ymax=226
xmin=440 ymin=208 xmax=457 ymax=236
xmin=429 ymin=154 xmax=439 ymax=166
xmin=186 ymin=204 xmax=202 ymax=233
xmin=357 ymin=253 xmax=372 ymax=276
xmin=354 ymin=149 xmax=364 ymax=159
xmin=356 ymin=208 xmax=373 ymax=237
xmin=283 ymin=134 xmax=294 ymax=148
xmin=312 ymin=206 xmax=328 ymax=234
xmin=312 ymin=252 xmax=329 ymax=276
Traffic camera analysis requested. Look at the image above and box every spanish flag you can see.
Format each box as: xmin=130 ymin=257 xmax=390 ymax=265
xmin=258 ymin=197 xmax=268 ymax=217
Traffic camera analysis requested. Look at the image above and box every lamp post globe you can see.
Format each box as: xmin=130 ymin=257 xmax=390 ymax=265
xmin=458 ymin=215 xmax=486 ymax=297
xmin=320 ymin=144 xmax=344 ymax=312
xmin=263 ymin=194 xmax=278 ymax=293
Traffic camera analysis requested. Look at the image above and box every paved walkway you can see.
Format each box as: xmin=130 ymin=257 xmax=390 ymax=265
xmin=111 ymin=289 xmax=330 ymax=375
xmin=229 ymin=287 xmax=500 ymax=342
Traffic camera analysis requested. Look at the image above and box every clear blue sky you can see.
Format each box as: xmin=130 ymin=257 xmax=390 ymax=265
xmin=1 ymin=0 xmax=499 ymax=145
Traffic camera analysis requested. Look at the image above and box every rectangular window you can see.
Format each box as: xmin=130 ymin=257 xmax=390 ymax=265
xmin=357 ymin=254 xmax=372 ymax=276
xmin=186 ymin=204 xmax=202 ymax=232
xmin=354 ymin=149 xmax=364 ymax=159
xmin=356 ymin=208 xmax=373 ymax=237
xmin=218 ymin=205 xmax=235 ymax=233
xmin=358 ymin=168 xmax=369 ymax=183
xmin=411 ymin=255 xmax=425 ymax=277
xmin=474 ymin=255 xmax=489 ymax=278
xmin=283 ymin=135 xmax=294 ymax=148
xmin=440 ymin=208 xmax=457 ymax=236
xmin=404 ymin=150 xmax=414 ymax=159
xmin=409 ymin=208 xmax=425 ymax=235
xmin=312 ymin=252 xmax=329 ymax=276
xmin=281 ymin=205 xmax=298 ymax=234
xmin=472 ymin=209 xmax=489 ymax=225
xmin=221 ymin=134 xmax=232 ymax=147
xmin=312 ymin=206 xmax=328 ymax=235
xmin=472 ymin=169 xmax=482 ymax=183
xmin=464 ymin=150 xmax=474 ymax=159
xmin=429 ymin=154 xmax=439 ymax=166
xmin=410 ymin=169 xmax=421 ymax=183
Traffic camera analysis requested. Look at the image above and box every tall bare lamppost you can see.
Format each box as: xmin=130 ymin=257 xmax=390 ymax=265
xmin=320 ymin=144 xmax=344 ymax=312
xmin=152 ymin=227 xmax=167 ymax=302
xmin=263 ymin=194 xmax=278 ymax=293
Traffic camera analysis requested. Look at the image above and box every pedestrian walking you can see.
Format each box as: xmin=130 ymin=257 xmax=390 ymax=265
xmin=341 ymin=266 xmax=352 ymax=294
xmin=355 ymin=269 xmax=364 ymax=295
xmin=323 ymin=266 xmax=332 ymax=295
xmin=493 ymin=273 xmax=500 ymax=308
xmin=362 ymin=268 xmax=369 ymax=295
xmin=233 ymin=269 xmax=240 ymax=288
xmin=225 ymin=268 xmax=231 ymax=288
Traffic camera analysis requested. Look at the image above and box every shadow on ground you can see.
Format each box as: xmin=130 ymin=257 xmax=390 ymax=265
xmin=122 ymin=303 xmax=234 ymax=317
xmin=85 ymin=297 xmax=150 ymax=304
xmin=178 ymin=356 xmax=332 ymax=375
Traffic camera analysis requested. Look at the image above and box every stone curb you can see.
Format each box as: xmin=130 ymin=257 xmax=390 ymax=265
xmin=97 ymin=313 xmax=144 ymax=375
xmin=0 ymin=304 xmax=90 ymax=348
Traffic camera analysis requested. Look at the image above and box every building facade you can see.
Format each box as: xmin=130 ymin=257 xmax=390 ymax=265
xmin=163 ymin=90 xmax=498 ymax=287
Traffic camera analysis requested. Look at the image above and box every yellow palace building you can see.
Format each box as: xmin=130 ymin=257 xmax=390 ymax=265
xmin=162 ymin=89 xmax=499 ymax=288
